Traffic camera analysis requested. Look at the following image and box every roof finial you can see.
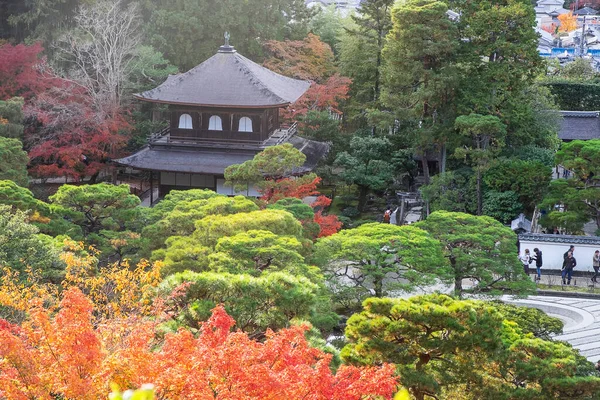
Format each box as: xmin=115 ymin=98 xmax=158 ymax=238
xmin=219 ymin=32 xmax=235 ymax=53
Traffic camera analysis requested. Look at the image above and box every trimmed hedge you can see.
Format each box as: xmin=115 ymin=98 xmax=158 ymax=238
xmin=542 ymin=81 xmax=600 ymax=110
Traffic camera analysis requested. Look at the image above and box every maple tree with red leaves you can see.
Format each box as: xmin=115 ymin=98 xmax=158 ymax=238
xmin=0 ymin=288 xmax=399 ymax=399
xmin=284 ymin=73 xmax=352 ymax=121
xmin=259 ymin=175 xmax=342 ymax=237
xmin=260 ymin=174 xmax=322 ymax=203
xmin=24 ymin=84 xmax=129 ymax=180
xmin=0 ymin=43 xmax=59 ymax=101
xmin=541 ymin=23 xmax=558 ymax=35
xmin=0 ymin=42 xmax=130 ymax=180
xmin=312 ymin=195 xmax=343 ymax=238
xmin=260 ymin=175 xmax=342 ymax=238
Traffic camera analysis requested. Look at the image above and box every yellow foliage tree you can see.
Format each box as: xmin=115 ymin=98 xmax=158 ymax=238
xmin=558 ymin=12 xmax=578 ymax=32
xmin=0 ymin=240 xmax=163 ymax=323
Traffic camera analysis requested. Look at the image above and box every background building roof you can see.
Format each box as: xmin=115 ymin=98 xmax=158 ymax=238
xmin=135 ymin=46 xmax=311 ymax=108
xmin=573 ymin=6 xmax=598 ymax=15
xmin=559 ymin=110 xmax=600 ymax=140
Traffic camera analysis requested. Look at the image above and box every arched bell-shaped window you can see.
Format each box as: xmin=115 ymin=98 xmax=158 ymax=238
xmin=178 ymin=113 xmax=193 ymax=129
xmin=208 ymin=115 xmax=223 ymax=131
xmin=238 ymin=116 xmax=253 ymax=132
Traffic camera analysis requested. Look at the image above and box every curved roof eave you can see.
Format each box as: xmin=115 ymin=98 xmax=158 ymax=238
xmin=132 ymin=94 xmax=292 ymax=109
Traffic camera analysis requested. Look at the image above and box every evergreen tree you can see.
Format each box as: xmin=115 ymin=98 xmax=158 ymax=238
xmin=415 ymin=211 xmax=534 ymax=296
xmin=338 ymin=0 xmax=394 ymax=122
xmin=382 ymin=0 xmax=459 ymax=181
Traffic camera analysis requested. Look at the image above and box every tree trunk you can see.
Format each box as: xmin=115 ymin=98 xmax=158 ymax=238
xmin=374 ymin=33 xmax=382 ymax=103
xmin=358 ymin=185 xmax=369 ymax=213
xmin=451 ymin=256 xmax=462 ymax=297
xmin=476 ymin=168 xmax=482 ymax=216
xmin=374 ymin=276 xmax=383 ymax=298
xmin=88 ymin=171 xmax=100 ymax=184
xmin=454 ymin=275 xmax=463 ymax=298
xmin=439 ymin=144 xmax=446 ymax=174
xmin=414 ymin=392 xmax=425 ymax=400
xmin=398 ymin=200 xmax=406 ymax=225
xmin=421 ymin=153 xmax=430 ymax=185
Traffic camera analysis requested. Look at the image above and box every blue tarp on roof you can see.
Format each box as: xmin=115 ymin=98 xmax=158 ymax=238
xmin=552 ymin=48 xmax=576 ymax=56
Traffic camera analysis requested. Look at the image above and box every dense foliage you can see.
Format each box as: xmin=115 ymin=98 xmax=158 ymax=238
xmin=343 ymin=295 xmax=599 ymax=400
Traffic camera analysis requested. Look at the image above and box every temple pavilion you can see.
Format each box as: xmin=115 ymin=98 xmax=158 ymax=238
xmin=115 ymin=38 xmax=329 ymax=201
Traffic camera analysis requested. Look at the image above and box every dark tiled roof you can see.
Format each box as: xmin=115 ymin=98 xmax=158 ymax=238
xmin=519 ymin=233 xmax=600 ymax=245
xmin=573 ymin=6 xmax=597 ymax=15
xmin=559 ymin=111 xmax=600 ymax=140
xmin=114 ymin=147 xmax=256 ymax=175
xmin=114 ymin=137 xmax=329 ymax=175
xmin=134 ymin=47 xmax=311 ymax=108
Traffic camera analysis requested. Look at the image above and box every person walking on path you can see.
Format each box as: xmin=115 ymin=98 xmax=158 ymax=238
xmin=563 ymin=251 xmax=577 ymax=285
xmin=520 ymin=249 xmax=531 ymax=276
xmin=593 ymin=250 xmax=600 ymax=283
xmin=532 ymin=248 xmax=543 ymax=281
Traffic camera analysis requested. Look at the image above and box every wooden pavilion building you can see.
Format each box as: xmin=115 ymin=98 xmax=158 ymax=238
xmin=115 ymin=39 xmax=329 ymax=202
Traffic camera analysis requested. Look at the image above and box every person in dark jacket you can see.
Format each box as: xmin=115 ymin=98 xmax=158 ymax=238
xmin=532 ymin=248 xmax=543 ymax=282
xmin=562 ymin=251 xmax=576 ymax=285
xmin=564 ymin=245 xmax=575 ymax=260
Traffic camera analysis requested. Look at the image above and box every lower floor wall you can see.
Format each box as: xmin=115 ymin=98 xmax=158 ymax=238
xmin=159 ymin=172 xmax=260 ymax=197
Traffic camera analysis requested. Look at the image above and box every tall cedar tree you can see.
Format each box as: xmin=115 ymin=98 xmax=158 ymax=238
xmin=382 ymin=0 xmax=459 ymax=182
xmin=450 ymin=0 xmax=541 ymax=118
xmin=348 ymin=0 xmax=395 ymax=105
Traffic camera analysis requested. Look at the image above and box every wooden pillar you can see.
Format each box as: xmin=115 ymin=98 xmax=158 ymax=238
xmin=150 ymin=171 xmax=154 ymax=206
xmin=261 ymin=111 xmax=268 ymax=140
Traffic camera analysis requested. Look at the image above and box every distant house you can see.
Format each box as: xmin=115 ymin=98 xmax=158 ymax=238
xmin=305 ymin=0 xmax=361 ymax=14
xmin=573 ymin=6 xmax=598 ymax=16
xmin=535 ymin=0 xmax=569 ymax=26
xmin=559 ymin=111 xmax=600 ymax=141
xmin=536 ymin=26 xmax=555 ymax=54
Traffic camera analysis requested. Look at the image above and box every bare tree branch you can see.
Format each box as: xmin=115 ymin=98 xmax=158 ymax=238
xmin=55 ymin=0 xmax=141 ymax=117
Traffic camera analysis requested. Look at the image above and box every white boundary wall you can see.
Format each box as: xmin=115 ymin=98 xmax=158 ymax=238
xmin=518 ymin=233 xmax=600 ymax=273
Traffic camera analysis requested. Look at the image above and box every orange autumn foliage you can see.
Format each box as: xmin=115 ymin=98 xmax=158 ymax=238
xmin=541 ymin=23 xmax=558 ymax=35
xmin=263 ymin=33 xmax=336 ymax=83
xmin=312 ymin=195 xmax=343 ymax=237
xmin=260 ymin=174 xmax=322 ymax=203
xmin=0 ymin=288 xmax=103 ymax=399
xmin=558 ymin=12 xmax=578 ymax=32
xmin=0 ymin=290 xmax=399 ymax=399
xmin=283 ymin=73 xmax=352 ymax=121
